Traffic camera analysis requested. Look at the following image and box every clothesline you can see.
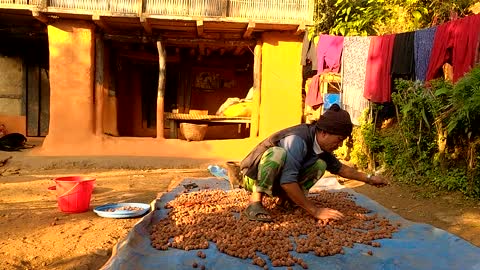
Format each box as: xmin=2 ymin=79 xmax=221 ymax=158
xmin=301 ymin=13 xmax=480 ymax=125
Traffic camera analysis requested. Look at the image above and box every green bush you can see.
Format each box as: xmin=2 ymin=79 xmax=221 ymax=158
xmin=350 ymin=67 xmax=480 ymax=198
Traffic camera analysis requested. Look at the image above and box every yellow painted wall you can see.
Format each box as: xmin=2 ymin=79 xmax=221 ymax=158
xmin=43 ymin=21 xmax=95 ymax=147
xmin=259 ymin=32 xmax=303 ymax=139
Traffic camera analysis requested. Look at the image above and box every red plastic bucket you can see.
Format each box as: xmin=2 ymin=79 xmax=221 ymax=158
xmin=54 ymin=176 xmax=95 ymax=213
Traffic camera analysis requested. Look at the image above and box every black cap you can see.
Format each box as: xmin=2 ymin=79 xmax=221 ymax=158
xmin=315 ymin=104 xmax=353 ymax=137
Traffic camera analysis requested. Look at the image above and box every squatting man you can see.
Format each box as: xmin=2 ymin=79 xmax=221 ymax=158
xmin=239 ymin=104 xmax=388 ymax=222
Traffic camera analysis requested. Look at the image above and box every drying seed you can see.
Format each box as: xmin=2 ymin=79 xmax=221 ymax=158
xmin=150 ymin=189 xmax=397 ymax=267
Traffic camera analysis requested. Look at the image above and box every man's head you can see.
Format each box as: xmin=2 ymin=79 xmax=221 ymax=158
xmin=315 ymin=104 xmax=353 ymax=152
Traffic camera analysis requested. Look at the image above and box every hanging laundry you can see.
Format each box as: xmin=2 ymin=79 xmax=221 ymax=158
xmin=300 ymin=31 xmax=317 ymax=70
xmin=341 ymin=36 xmax=372 ymax=125
xmin=391 ymin=31 xmax=415 ymax=79
xmin=317 ymin=34 xmax=344 ymax=73
xmin=453 ymin=14 xmax=480 ymax=81
xmin=306 ymin=35 xmax=344 ymax=107
xmin=305 ymin=73 xmax=324 ymax=107
xmin=425 ymin=20 xmax=456 ymax=81
xmin=426 ymin=14 xmax=480 ymax=82
xmin=414 ymin=26 xmax=437 ymax=81
xmin=364 ymin=34 xmax=396 ymax=103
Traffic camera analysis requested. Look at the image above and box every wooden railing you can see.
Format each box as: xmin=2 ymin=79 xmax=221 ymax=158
xmin=228 ymin=0 xmax=310 ymax=21
xmin=49 ymin=0 xmax=139 ymax=13
xmin=0 ymin=0 xmax=313 ymax=22
xmin=0 ymin=0 xmax=42 ymax=4
xmin=145 ymin=0 xmax=226 ymax=17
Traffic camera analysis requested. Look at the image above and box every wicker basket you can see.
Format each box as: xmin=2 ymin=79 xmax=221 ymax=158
xmin=179 ymin=123 xmax=208 ymax=141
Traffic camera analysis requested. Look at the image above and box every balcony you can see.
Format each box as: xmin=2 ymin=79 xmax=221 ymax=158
xmin=0 ymin=0 xmax=313 ymax=23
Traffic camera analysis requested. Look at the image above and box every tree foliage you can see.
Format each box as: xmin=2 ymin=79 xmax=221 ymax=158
xmin=314 ymin=0 xmax=477 ymax=36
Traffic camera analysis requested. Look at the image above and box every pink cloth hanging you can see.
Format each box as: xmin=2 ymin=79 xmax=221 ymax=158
xmin=305 ymin=35 xmax=344 ymax=107
xmin=364 ymin=34 xmax=396 ymax=103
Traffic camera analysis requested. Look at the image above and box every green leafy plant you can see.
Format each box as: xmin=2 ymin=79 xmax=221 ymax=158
xmin=313 ymin=0 xmax=338 ymax=34
xmin=330 ymin=0 xmax=389 ymax=36
xmin=436 ymin=66 xmax=480 ymax=196
xmin=352 ymin=68 xmax=480 ymax=198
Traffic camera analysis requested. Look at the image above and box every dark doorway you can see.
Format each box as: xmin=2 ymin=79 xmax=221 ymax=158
xmin=115 ymin=57 xmax=159 ymax=137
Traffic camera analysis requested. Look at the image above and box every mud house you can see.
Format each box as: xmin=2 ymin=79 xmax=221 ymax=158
xmin=0 ymin=0 xmax=312 ymax=159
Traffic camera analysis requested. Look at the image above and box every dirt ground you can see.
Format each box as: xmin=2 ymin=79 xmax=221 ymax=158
xmin=0 ymin=150 xmax=479 ymax=270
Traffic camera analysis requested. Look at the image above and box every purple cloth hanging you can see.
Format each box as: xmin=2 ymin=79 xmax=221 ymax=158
xmin=414 ymin=26 xmax=437 ymax=81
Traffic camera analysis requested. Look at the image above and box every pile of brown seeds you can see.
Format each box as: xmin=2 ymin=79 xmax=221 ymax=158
xmin=150 ymin=189 xmax=399 ymax=269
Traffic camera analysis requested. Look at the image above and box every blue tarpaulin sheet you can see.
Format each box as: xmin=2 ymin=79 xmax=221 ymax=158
xmin=101 ymin=178 xmax=480 ymax=270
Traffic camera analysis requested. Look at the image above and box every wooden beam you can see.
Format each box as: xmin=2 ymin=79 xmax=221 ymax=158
xmin=95 ymin=34 xmax=105 ymax=136
xmin=250 ymin=41 xmax=262 ymax=138
xmin=243 ymin=22 xmax=255 ymax=39
xmin=224 ymin=33 xmax=242 ymax=39
xmin=32 ymin=10 xmax=48 ymax=24
xmin=295 ymin=23 xmax=306 ymax=35
xmin=0 ymin=94 xmax=22 ymax=99
xmin=119 ymin=51 xmax=179 ymax=62
xmin=165 ymin=38 xmax=256 ymax=47
xmin=92 ymin=14 xmax=112 ymax=32
xmin=201 ymin=33 xmax=221 ymax=39
xmin=156 ymin=40 xmax=166 ymax=139
xmin=140 ymin=16 xmax=153 ymax=35
xmin=105 ymin=34 xmax=257 ymax=47
xmin=104 ymin=34 xmax=154 ymax=43
xmin=196 ymin=20 xmax=204 ymax=37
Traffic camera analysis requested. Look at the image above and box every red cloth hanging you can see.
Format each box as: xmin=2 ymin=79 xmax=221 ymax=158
xmin=425 ymin=20 xmax=455 ymax=81
xmin=426 ymin=14 xmax=480 ymax=82
xmin=364 ymin=34 xmax=396 ymax=103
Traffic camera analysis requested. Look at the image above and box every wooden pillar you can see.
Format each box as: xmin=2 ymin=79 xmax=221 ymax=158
xmin=95 ymin=34 xmax=104 ymax=136
xmin=156 ymin=40 xmax=166 ymax=139
xmin=250 ymin=41 xmax=262 ymax=138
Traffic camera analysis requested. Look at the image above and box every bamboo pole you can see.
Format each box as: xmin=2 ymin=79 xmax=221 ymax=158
xmin=94 ymin=34 xmax=104 ymax=136
xmin=250 ymin=41 xmax=262 ymax=138
xmin=156 ymin=40 xmax=166 ymax=139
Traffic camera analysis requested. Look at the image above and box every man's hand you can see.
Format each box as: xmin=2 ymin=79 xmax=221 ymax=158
xmin=313 ymin=207 xmax=344 ymax=220
xmin=368 ymin=175 xmax=389 ymax=187
xmin=338 ymin=165 xmax=389 ymax=188
xmin=280 ymin=183 xmax=344 ymax=221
